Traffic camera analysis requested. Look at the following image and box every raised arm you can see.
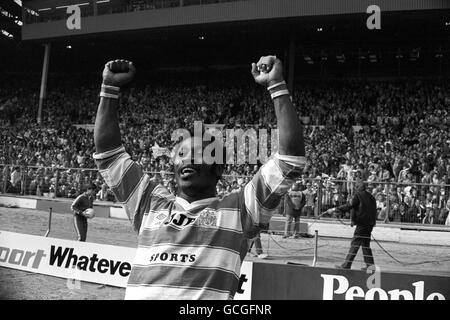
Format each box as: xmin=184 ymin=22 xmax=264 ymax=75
xmin=251 ymin=56 xmax=305 ymax=157
xmin=93 ymin=60 xmax=154 ymax=232
xmin=240 ymin=57 xmax=306 ymax=238
xmin=325 ymin=194 xmax=359 ymax=226
xmin=94 ymin=59 xmax=136 ymax=153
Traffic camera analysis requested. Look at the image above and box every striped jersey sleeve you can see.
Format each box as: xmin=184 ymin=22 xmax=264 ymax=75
xmin=241 ymin=153 xmax=306 ymax=237
xmin=93 ymin=146 xmax=157 ymax=231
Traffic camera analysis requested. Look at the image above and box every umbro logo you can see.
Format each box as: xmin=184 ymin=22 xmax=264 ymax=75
xmin=156 ymin=213 xmax=166 ymax=221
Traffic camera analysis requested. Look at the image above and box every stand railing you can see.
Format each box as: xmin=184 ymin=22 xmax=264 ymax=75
xmin=0 ymin=163 xmax=449 ymax=226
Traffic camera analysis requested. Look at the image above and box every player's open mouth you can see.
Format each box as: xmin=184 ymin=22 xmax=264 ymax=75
xmin=180 ymin=167 xmax=197 ymax=178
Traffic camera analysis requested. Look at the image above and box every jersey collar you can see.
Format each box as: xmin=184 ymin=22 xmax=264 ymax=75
xmin=175 ymin=196 xmax=218 ymax=212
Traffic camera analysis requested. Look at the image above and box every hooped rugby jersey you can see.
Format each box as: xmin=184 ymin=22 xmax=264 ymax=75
xmin=94 ymin=146 xmax=305 ymax=300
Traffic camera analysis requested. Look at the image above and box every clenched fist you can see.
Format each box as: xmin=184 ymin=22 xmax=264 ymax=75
xmin=251 ymin=55 xmax=284 ymax=88
xmin=102 ymin=59 xmax=136 ymax=87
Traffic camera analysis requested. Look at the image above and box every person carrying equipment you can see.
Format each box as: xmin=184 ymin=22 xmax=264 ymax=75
xmin=71 ymin=183 xmax=97 ymax=241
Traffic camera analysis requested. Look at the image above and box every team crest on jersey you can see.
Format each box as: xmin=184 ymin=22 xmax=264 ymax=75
xmin=156 ymin=213 xmax=167 ymax=221
xmin=197 ymin=209 xmax=218 ymax=227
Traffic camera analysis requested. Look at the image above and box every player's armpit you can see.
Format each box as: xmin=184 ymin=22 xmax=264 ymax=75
xmin=93 ymin=146 xmax=159 ymax=228
xmin=241 ymin=153 xmax=305 ymax=235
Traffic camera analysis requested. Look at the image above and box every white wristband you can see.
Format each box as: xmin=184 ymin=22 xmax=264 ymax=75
xmin=271 ymin=89 xmax=290 ymax=99
xmin=100 ymin=92 xmax=119 ymax=99
xmin=267 ymin=81 xmax=286 ymax=91
xmin=101 ymin=84 xmax=120 ymax=92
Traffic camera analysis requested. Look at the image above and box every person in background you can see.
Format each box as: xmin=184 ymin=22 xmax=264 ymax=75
xmin=247 ymin=233 xmax=268 ymax=259
xmin=326 ymin=179 xmax=377 ymax=270
xmin=96 ymin=183 xmax=112 ymax=201
xmin=439 ymin=199 xmax=450 ymax=225
xmin=422 ymin=200 xmax=439 ymax=224
xmin=71 ymin=183 xmax=97 ymax=241
xmin=10 ymin=166 xmax=21 ymax=194
xmin=321 ymin=179 xmax=334 ymax=211
xmin=2 ymin=165 xmax=11 ymax=193
xmin=303 ymin=182 xmax=316 ymax=218
xmin=375 ymin=193 xmax=388 ymax=222
xmin=412 ymin=198 xmax=426 ymax=223
xmin=283 ymin=182 xmax=306 ymax=238
xmin=445 ymin=200 xmax=450 ymax=226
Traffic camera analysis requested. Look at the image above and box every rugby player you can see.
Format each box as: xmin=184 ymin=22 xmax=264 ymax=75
xmin=93 ymin=56 xmax=306 ymax=299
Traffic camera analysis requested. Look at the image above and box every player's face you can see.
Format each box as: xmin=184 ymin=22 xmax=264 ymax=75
xmin=173 ymin=137 xmax=220 ymax=197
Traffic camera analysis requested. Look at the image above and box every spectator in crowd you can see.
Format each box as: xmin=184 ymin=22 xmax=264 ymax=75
xmin=96 ymin=183 xmax=115 ymax=201
xmin=321 ymin=179 xmax=336 ymax=212
xmin=376 ymin=193 xmax=388 ymax=222
xmin=0 ymin=75 xmax=449 ymax=227
xmin=10 ymin=167 xmax=21 ymax=193
xmin=439 ymin=199 xmax=450 ymax=225
xmin=303 ymin=182 xmax=316 ymax=218
xmin=409 ymin=198 xmax=425 ymax=224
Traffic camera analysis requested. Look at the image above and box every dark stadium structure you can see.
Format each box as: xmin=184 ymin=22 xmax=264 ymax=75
xmin=1 ymin=1 xmax=450 ymax=227
xmin=1 ymin=0 xmax=449 ymax=78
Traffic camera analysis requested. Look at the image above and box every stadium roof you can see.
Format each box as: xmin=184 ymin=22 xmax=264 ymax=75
xmin=1 ymin=2 xmax=449 ymax=78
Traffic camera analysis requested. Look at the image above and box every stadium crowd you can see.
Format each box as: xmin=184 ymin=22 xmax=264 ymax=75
xmin=1 ymin=77 xmax=449 ymax=225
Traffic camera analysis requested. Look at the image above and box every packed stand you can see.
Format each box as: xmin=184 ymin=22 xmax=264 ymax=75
xmin=1 ymin=76 xmax=449 ymax=225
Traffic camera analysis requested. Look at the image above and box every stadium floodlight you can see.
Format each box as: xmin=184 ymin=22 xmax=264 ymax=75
xmin=1 ymin=29 xmax=14 ymax=39
xmin=303 ymin=56 xmax=314 ymax=64
xmin=0 ymin=8 xmax=22 ymax=27
xmin=1 ymin=9 xmax=13 ymax=18
xmin=410 ymin=49 xmax=420 ymax=61
xmin=336 ymin=54 xmax=345 ymax=63
xmin=25 ymin=7 xmax=39 ymax=16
